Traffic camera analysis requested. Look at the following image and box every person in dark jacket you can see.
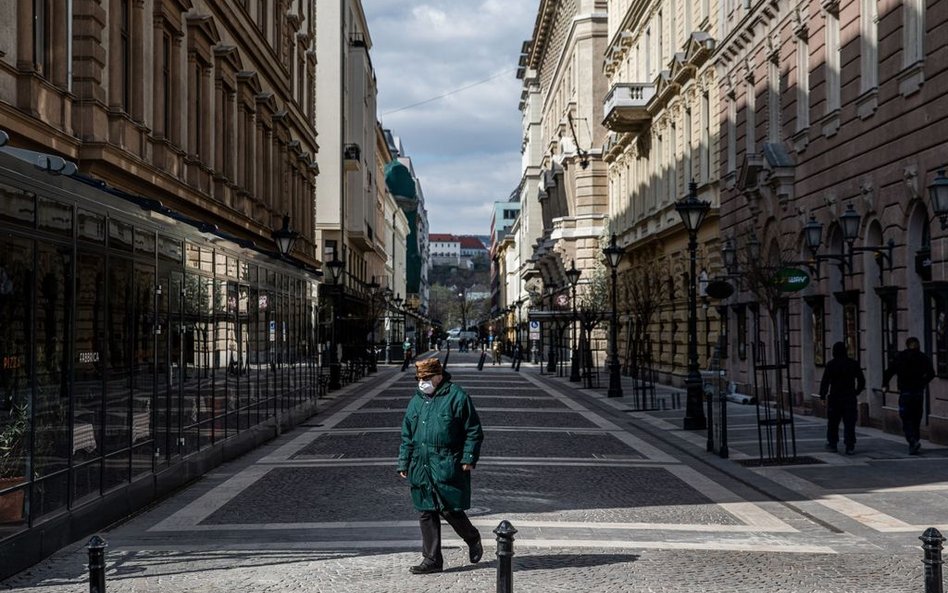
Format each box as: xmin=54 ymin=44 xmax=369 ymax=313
xmin=883 ymin=337 xmax=935 ymax=455
xmin=819 ymin=342 xmax=866 ymax=454
xmin=397 ymin=357 xmax=484 ymax=574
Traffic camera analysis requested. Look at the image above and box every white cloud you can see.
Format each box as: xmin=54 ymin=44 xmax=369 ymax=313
xmin=363 ymin=0 xmax=539 ymax=235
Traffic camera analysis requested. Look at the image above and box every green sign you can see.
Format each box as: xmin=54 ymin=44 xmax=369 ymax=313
xmin=773 ymin=267 xmax=810 ymax=292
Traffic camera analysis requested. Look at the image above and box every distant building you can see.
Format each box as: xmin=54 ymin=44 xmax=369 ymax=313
xmin=430 ymin=233 xmax=461 ymax=266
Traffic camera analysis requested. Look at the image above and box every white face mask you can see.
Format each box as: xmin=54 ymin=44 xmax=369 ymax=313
xmin=418 ymin=380 xmax=435 ymax=395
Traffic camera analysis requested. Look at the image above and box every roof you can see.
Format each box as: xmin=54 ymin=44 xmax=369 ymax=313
xmin=459 ymin=236 xmax=486 ymax=249
xmin=429 ymin=233 xmax=458 ymax=242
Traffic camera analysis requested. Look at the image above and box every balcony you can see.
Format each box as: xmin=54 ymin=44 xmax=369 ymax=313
xmin=602 ymin=82 xmax=655 ymax=134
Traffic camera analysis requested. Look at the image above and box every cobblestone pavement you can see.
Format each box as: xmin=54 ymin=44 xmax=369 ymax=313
xmin=1 ymin=352 xmax=945 ymax=592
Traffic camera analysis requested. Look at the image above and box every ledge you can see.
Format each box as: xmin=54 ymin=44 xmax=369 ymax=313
xmin=855 ymin=87 xmax=878 ymax=120
xmin=898 ymin=60 xmax=924 ymax=97
xmin=820 ymin=109 xmax=840 ymax=139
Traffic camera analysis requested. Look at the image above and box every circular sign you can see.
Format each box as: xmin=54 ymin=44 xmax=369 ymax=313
xmin=529 ymin=320 xmax=540 ymax=330
xmin=555 ymin=294 xmax=570 ymax=307
xmin=704 ymin=279 xmax=735 ymax=300
xmin=773 ymin=267 xmax=811 ymax=293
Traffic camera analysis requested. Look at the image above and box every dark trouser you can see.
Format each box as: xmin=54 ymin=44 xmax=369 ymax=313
xmin=419 ymin=510 xmax=481 ymax=566
xmin=899 ymin=390 xmax=925 ymax=445
xmin=826 ymin=397 xmax=858 ymax=447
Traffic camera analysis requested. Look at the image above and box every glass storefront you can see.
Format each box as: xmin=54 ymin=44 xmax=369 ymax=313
xmin=0 ymin=167 xmax=319 ymax=541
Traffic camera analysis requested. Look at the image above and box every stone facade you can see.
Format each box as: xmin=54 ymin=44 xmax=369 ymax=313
xmin=717 ymin=0 xmax=948 ymax=442
xmin=517 ymin=0 xmax=611 ymax=295
xmin=0 ymin=0 xmax=319 ymax=264
xmin=602 ymin=0 xmax=724 ymax=384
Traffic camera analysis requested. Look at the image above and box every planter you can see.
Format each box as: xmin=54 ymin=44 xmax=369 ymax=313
xmin=0 ymin=477 xmax=26 ymax=524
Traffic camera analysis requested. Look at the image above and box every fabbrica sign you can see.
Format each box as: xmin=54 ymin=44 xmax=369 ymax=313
xmin=772 ymin=267 xmax=810 ymax=292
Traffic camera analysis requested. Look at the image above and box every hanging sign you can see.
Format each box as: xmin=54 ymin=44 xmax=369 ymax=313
xmin=704 ymin=279 xmax=735 ymax=300
xmin=773 ymin=267 xmax=810 ymax=292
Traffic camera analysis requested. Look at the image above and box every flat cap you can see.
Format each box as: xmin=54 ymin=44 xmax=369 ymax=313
xmin=415 ymin=358 xmax=443 ymax=377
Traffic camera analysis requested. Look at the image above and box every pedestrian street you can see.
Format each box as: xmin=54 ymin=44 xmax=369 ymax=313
xmin=0 ymin=352 xmax=938 ymax=592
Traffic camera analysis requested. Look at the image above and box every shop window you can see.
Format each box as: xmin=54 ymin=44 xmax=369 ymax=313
xmin=38 ymin=197 xmax=73 ymax=236
xmin=805 ymin=296 xmax=825 ymax=367
xmin=78 ymin=210 xmax=106 ymax=243
xmin=0 ymin=235 xmax=33 ymax=535
xmin=0 ymin=184 xmax=35 ymax=226
xmin=32 ymin=242 xmax=72 ymax=518
xmin=73 ymin=249 xmax=106 ymax=502
xmin=109 ymin=219 xmax=133 ymax=252
xmin=131 ymin=263 xmax=155 ymax=477
xmin=104 ymin=256 xmax=133 ymax=490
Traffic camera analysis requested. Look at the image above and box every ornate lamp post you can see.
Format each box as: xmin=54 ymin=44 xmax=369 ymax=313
xmin=566 ymin=260 xmax=582 ymax=382
xmin=381 ymin=287 xmax=393 ymax=364
xmin=603 ymin=233 xmax=624 ymax=398
xmin=272 ymin=214 xmax=299 ymax=258
xmin=367 ymin=277 xmax=380 ymax=373
xmin=930 ymin=169 xmax=948 ymax=229
xmin=326 ymin=255 xmax=345 ymax=390
xmin=675 ymin=180 xmax=711 ymax=430
xmin=545 ymin=284 xmax=558 ymax=373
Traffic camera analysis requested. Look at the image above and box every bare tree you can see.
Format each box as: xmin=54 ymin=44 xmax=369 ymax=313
xmin=738 ymin=235 xmax=799 ymax=460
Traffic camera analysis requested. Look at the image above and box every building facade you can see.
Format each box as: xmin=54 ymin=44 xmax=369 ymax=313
xmin=518 ymin=0 xmax=611 ymax=295
xmin=0 ymin=0 xmax=320 ymax=577
xmin=716 ymin=0 xmax=948 ymax=442
xmin=602 ymin=0 xmax=724 ymax=384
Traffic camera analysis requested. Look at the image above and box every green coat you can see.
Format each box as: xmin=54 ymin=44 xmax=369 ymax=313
xmin=397 ymin=377 xmax=483 ymax=511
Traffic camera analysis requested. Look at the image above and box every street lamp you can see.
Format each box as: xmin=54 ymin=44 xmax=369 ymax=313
xmin=272 ymin=214 xmax=299 ymax=258
xmin=458 ymin=288 xmax=467 ymax=334
xmin=326 ymin=255 xmax=345 ymax=390
xmin=367 ymin=277 xmax=380 ymax=373
xmin=676 ymin=180 xmax=710 ymax=431
xmin=566 ymin=260 xmax=582 ymax=382
xmin=545 ymin=284 xmax=558 ymax=373
xmin=603 ymin=233 xmax=624 ymax=398
xmin=804 ymin=204 xmax=894 ymax=282
xmin=382 ymin=287 xmax=393 ymax=364
xmin=929 ymin=169 xmax=948 ymax=230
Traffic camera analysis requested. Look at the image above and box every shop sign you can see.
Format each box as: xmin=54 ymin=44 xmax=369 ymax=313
xmin=773 ymin=267 xmax=810 ymax=292
xmin=704 ymin=279 xmax=735 ymax=300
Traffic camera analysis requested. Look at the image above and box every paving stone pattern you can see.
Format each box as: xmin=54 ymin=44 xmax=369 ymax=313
xmin=335 ymin=410 xmax=600 ymax=429
xmin=2 ymin=354 xmax=943 ymax=593
xmin=203 ymin=464 xmax=738 ymax=526
xmin=0 ymin=546 xmax=920 ymax=593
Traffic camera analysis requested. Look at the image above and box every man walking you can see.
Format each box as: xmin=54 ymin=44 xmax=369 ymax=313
xmin=397 ymin=358 xmax=484 ymax=574
xmin=883 ymin=337 xmax=935 ymax=455
xmin=819 ymin=342 xmax=866 ymax=455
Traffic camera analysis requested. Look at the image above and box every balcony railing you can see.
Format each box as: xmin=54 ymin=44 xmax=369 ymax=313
xmin=602 ymin=82 xmax=656 ymax=134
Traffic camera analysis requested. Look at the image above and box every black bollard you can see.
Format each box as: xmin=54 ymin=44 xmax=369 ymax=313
xmin=494 ymin=520 xmax=517 ymax=593
xmin=478 ymin=352 xmax=486 ymax=371
xmin=922 ymin=527 xmax=945 ymax=593
xmin=87 ymin=535 xmax=107 ymax=593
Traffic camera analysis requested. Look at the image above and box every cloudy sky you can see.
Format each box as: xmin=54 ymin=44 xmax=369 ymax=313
xmin=363 ymin=0 xmax=539 ymax=236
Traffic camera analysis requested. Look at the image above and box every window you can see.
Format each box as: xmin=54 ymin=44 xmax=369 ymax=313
xmin=726 ymin=95 xmax=736 ymax=172
xmin=745 ymin=78 xmax=756 ymax=155
xmin=33 ymin=0 xmax=51 ymax=77
xmin=190 ymin=60 xmax=207 ymax=159
xmin=701 ymin=92 xmax=710 ymax=182
xmin=120 ymin=0 xmax=131 ymax=111
xmin=902 ymin=0 xmax=924 ymax=68
xmin=860 ymin=0 xmax=878 ymax=92
xmin=161 ymin=34 xmax=173 ymax=139
xmin=795 ymin=36 xmax=810 ymax=132
xmin=684 ymin=108 xmax=692 ymax=183
xmin=768 ymin=59 xmax=780 ymax=143
xmin=825 ymin=9 xmax=841 ymax=113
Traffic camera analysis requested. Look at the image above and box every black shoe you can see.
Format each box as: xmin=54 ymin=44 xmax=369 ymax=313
xmin=845 ymin=446 xmax=855 ymax=455
xmin=910 ymin=441 xmax=922 ymax=455
xmin=469 ymin=538 xmax=483 ymax=564
xmin=825 ymin=443 xmax=838 ymax=453
xmin=409 ymin=562 xmax=443 ymax=575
